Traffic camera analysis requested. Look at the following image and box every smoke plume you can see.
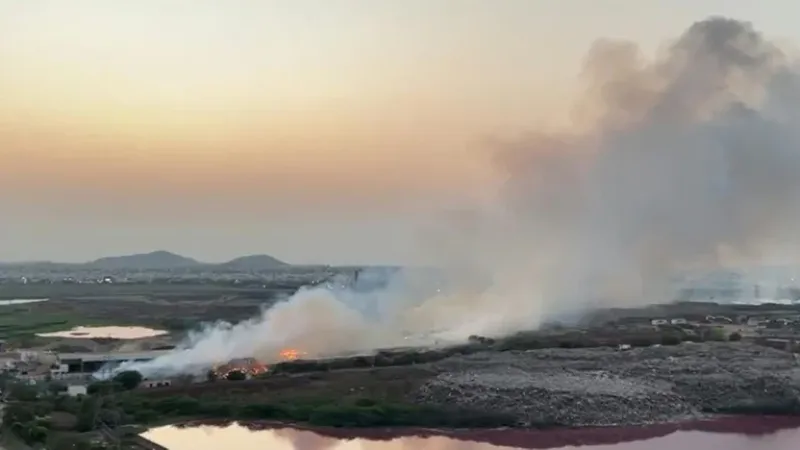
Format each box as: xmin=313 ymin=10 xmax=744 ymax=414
xmin=123 ymin=17 xmax=800 ymax=377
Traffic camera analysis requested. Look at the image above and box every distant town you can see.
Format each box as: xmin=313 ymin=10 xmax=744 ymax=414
xmin=3 ymin=250 xmax=800 ymax=304
xmin=0 ymin=250 xmax=372 ymax=286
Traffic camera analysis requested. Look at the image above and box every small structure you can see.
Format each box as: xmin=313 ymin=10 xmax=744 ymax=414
xmin=747 ymin=317 xmax=763 ymax=326
xmin=757 ymin=337 xmax=797 ymax=352
xmin=140 ymin=379 xmax=171 ymax=389
xmin=19 ymin=351 xmax=38 ymax=363
xmin=67 ymin=385 xmax=87 ymax=397
xmin=705 ymin=315 xmax=733 ymax=324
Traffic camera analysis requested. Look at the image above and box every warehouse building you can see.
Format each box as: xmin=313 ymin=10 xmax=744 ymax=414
xmin=54 ymin=350 xmax=170 ymax=375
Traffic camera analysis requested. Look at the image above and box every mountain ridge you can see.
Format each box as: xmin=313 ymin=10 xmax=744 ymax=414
xmin=1 ymin=251 xmax=289 ymax=270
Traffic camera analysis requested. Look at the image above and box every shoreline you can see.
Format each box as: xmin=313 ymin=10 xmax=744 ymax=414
xmin=162 ymin=415 xmax=800 ymax=449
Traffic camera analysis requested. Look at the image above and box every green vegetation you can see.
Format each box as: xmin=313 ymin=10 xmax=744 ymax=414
xmin=1 ymin=365 xmax=515 ymax=449
xmin=113 ymin=370 xmax=143 ymax=390
xmin=0 ymin=285 xmax=283 ymax=340
xmin=116 ymin=393 xmax=515 ymax=428
xmin=0 ymin=306 xmax=109 ymax=341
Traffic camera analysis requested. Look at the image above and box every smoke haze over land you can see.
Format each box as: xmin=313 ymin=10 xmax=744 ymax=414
xmin=123 ymin=17 xmax=800 ymax=377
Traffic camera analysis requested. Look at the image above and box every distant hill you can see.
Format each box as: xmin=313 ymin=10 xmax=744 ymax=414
xmin=86 ymin=251 xmax=200 ymax=270
xmin=219 ymin=254 xmax=288 ymax=271
xmin=1 ymin=250 xmax=292 ymax=271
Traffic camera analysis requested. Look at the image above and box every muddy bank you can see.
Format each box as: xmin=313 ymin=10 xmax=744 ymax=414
xmin=416 ymin=342 xmax=800 ymax=427
xmin=169 ymin=416 xmax=800 ymax=449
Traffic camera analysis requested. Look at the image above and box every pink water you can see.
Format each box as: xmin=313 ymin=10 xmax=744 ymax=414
xmin=143 ymin=418 xmax=800 ymax=450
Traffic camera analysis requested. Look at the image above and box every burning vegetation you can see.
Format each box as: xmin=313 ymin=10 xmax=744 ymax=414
xmin=210 ymin=349 xmax=306 ymax=379
xmin=279 ymin=348 xmax=305 ymax=361
xmin=212 ymin=357 xmax=267 ymax=379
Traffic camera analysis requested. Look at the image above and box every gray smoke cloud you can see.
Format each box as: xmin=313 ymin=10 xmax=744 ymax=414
xmin=122 ymin=17 xmax=800 ymax=377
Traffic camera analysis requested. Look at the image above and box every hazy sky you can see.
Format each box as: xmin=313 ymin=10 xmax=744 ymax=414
xmin=2 ymin=0 xmax=799 ymax=264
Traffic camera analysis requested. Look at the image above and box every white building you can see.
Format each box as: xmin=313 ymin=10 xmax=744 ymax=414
xmin=67 ymin=385 xmax=87 ymax=397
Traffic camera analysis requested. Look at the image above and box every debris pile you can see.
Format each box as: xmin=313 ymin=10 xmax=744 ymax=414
xmin=415 ymin=343 xmax=800 ymax=427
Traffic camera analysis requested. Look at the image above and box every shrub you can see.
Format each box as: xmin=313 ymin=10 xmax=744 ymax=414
xmin=87 ymin=381 xmax=123 ymax=395
xmin=308 ymin=404 xmax=387 ymax=427
xmin=152 ymin=396 xmax=201 ymax=416
xmin=4 ymin=403 xmax=36 ymax=424
xmin=7 ymin=383 xmax=39 ymax=401
xmin=707 ymin=327 xmax=727 ymax=342
xmin=238 ymin=403 xmax=288 ymax=419
xmin=113 ymin=370 xmax=144 ymax=390
xmin=729 ymin=332 xmax=743 ymax=342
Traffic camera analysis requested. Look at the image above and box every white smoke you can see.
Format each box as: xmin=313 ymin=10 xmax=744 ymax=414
xmin=122 ymin=17 xmax=800 ymax=378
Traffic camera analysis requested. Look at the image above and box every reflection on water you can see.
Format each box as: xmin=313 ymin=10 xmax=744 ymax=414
xmin=142 ymin=423 xmax=800 ymax=450
xmin=0 ymin=298 xmax=49 ymax=305
xmin=36 ymin=325 xmax=167 ymax=339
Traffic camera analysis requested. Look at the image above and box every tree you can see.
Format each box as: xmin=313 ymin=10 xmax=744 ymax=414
xmin=729 ymin=331 xmax=743 ymax=341
xmin=76 ymin=397 xmax=101 ymax=432
xmin=23 ymin=424 xmax=48 ymax=444
xmin=225 ymin=370 xmax=246 ymax=381
xmin=113 ymin=370 xmax=143 ymax=390
xmin=4 ymin=403 xmax=35 ymax=424
xmin=7 ymin=383 xmax=39 ymax=401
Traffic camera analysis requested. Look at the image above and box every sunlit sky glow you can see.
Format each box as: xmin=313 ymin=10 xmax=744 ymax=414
xmin=2 ymin=0 xmax=799 ymax=264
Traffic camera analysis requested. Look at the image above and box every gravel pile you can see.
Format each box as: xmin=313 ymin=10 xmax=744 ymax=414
xmin=414 ymin=342 xmax=800 ymax=427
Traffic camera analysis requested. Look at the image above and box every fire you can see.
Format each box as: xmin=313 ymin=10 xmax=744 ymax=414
xmin=279 ymin=348 xmax=305 ymax=360
xmin=212 ymin=357 xmax=268 ymax=379
xmin=209 ymin=350 xmax=306 ymax=379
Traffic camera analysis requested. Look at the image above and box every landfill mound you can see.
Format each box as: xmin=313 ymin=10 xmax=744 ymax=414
xmin=415 ymin=343 xmax=800 ymax=427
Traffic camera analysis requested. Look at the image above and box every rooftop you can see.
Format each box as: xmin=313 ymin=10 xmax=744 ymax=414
xmin=57 ymin=350 xmax=171 ymax=362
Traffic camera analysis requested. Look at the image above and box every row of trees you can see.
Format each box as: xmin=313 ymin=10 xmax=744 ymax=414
xmin=1 ymin=370 xmax=152 ymax=448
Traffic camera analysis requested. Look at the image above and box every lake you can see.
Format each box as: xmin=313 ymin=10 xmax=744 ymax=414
xmin=0 ymin=298 xmax=49 ymax=305
xmin=36 ymin=325 xmax=167 ymax=339
xmin=142 ymin=420 xmax=800 ymax=450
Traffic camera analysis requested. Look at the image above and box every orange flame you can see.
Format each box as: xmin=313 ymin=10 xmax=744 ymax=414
xmin=212 ymin=357 xmax=268 ymax=378
xmin=279 ymin=348 xmax=305 ymax=360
